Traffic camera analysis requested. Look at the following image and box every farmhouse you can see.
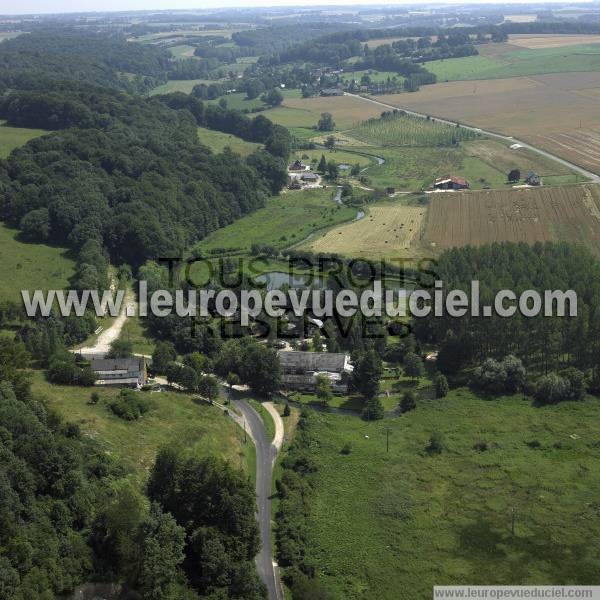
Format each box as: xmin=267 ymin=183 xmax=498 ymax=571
xmin=288 ymin=159 xmax=309 ymax=171
xmin=278 ymin=350 xmax=353 ymax=393
xmin=90 ymin=357 xmax=147 ymax=388
xmin=301 ymin=172 xmax=319 ymax=182
xmin=433 ymin=175 xmax=470 ymax=190
xmin=320 ymin=88 xmax=343 ymax=96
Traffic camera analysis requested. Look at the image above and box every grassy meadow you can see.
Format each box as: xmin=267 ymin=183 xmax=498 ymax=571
xmin=0 ymin=223 xmax=75 ymax=303
xmin=426 ymin=42 xmax=600 ymax=82
xmin=294 ymin=390 xmax=600 ymax=599
xmin=198 ymin=126 xmax=261 ymax=156
xmin=0 ymin=120 xmax=47 ymax=158
xmin=194 ymin=188 xmax=356 ymax=254
xmin=32 ymin=372 xmax=250 ymax=483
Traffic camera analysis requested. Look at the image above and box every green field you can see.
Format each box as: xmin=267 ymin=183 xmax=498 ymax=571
xmin=149 ymin=78 xmax=217 ymax=95
xmin=294 ymin=390 xmax=600 ymax=599
xmin=207 ymin=91 xmax=265 ymax=111
xmin=426 ymin=42 xmax=600 ymax=82
xmin=0 ymin=223 xmax=75 ymax=303
xmin=0 ymin=120 xmax=47 ymax=158
xmin=194 ymin=188 xmax=356 ymax=254
xmin=292 ymin=148 xmax=373 ymax=168
xmin=197 ymin=126 xmax=261 ymax=156
xmin=32 ymin=372 xmax=249 ymax=482
xmin=169 ymin=43 xmax=197 ymax=58
xmin=340 ymin=69 xmax=405 ymax=84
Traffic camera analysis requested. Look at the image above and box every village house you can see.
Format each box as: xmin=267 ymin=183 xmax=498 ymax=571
xmin=301 ymin=172 xmax=319 ymax=183
xmin=288 ymin=159 xmax=309 ymax=172
xmin=90 ymin=357 xmax=147 ymax=388
xmin=320 ymin=88 xmax=343 ymax=96
xmin=525 ymin=171 xmax=541 ymax=186
xmin=433 ymin=175 xmax=470 ymax=190
xmin=278 ymin=350 xmax=353 ymax=393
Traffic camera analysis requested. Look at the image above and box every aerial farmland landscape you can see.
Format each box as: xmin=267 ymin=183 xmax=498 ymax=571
xmin=1 ymin=2 xmax=600 ymax=600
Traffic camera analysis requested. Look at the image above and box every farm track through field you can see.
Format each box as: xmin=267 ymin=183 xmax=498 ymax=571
xmin=344 ymin=92 xmax=600 ymax=182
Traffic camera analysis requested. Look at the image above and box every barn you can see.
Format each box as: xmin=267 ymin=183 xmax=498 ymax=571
xmin=433 ymin=175 xmax=470 ymax=190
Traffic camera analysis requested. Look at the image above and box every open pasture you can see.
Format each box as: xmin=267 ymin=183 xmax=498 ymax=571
xmin=195 ymin=188 xmax=356 ymax=254
xmin=0 ymin=223 xmax=75 ymax=304
xmin=300 ymin=202 xmax=426 ymax=259
xmin=197 ymin=126 xmax=261 ymax=156
xmin=0 ymin=120 xmax=47 ymax=158
xmin=300 ymin=392 xmax=600 ymax=599
xmin=423 ymin=184 xmax=600 ymax=256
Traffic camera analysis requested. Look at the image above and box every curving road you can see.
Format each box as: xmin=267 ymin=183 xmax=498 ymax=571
xmin=344 ymin=92 xmax=600 ymax=183
xmin=228 ymin=397 xmax=284 ymax=600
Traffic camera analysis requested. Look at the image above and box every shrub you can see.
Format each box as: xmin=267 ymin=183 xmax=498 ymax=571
xmin=473 ymin=441 xmax=488 ymax=452
xmin=426 ymin=431 xmax=444 ymax=455
xmin=340 ymin=442 xmax=352 ymax=455
xmin=434 ymin=373 xmax=449 ymax=398
xmin=400 ymin=391 xmax=416 ymax=413
xmin=108 ymin=389 xmax=152 ymax=421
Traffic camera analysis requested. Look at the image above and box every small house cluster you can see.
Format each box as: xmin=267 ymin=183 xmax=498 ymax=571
xmin=287 ymin=159 xmax=320 ymax=189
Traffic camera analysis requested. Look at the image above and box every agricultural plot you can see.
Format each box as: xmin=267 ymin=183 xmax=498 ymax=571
xmin=509 ymin=34 xmax=600 ymax=49
xmin=424 ymin=41 xmax=600 ymax=82
xmin=0 ymin=121 xmax=47 ymax=158
xmin=348 ymin=112 xmax=479 ymax=147
xmin=423 ymin=184 xmax=600 ymax=257
xmin=197 ymin=126 xmax=261 ymax=157
xmin=300 ymin=202 xmax=427 ymax=260
xmin=265 ymin=94 xmax=384 ymax=137
xmin=377 ymin=73 xmax=600 ymax=175
xmin=208 ymin=92 xmax=265 ymax=111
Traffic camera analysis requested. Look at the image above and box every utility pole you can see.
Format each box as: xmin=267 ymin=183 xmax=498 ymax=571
xmin=511 ymin=506 xmax=516 ymax=536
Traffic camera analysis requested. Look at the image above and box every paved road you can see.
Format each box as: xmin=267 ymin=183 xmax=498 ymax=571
xmin=229 ymin=398 xmax=283 ymax=600
xmin=344 ymin=92 xmax=600 ymax=183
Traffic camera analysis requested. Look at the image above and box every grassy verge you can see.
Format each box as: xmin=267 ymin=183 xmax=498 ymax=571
xmin=247 ymin=398 xmax=276 ymax=443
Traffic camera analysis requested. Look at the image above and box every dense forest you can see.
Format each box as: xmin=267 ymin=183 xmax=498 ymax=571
xmin=413 ymin=243 xmax=600 ymax=385
xmin=0 ymin=32 xmax=289 ymax=271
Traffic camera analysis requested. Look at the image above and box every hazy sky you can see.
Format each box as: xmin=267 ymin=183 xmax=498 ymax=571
xmin=0 ymin=0 xmax=586 ymax=16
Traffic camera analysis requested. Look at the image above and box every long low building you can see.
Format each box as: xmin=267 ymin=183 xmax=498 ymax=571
xmin=278 ymin=350 xmax=353 ymax=393
xmin=90 ymin=357 xmax=147 ymax=388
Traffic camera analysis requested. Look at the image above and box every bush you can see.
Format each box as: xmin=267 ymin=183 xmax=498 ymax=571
xmin=426 ymin=431 xmax=444 ymax=455
xmin=361 ymin=397 xmax=384 ymax=421
xmin=399 ymin=391 xmax=416 ymax=413
xmin=434 ymin=373 xmax=449 ymax=398
xmin=473 ymin=441 xmax=488 ymax=452
xmin=471 ymin=355 xmax=526 ymax=395
xmin=340 ymin=442 xmax=352 ymax=455
xmin=108 ymin=389 xmax=152 ymax=420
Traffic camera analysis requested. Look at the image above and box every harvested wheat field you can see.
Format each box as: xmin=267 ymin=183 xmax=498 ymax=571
xmin=378 ymin=73 xmax=600 ymax=174
xmin=301 ymin=203 xmax=426 ymax=259
xmin=509 ymin=34 xmax=600 ymax=49
xmin=424 ymin=184 xmax=600 ymax=256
